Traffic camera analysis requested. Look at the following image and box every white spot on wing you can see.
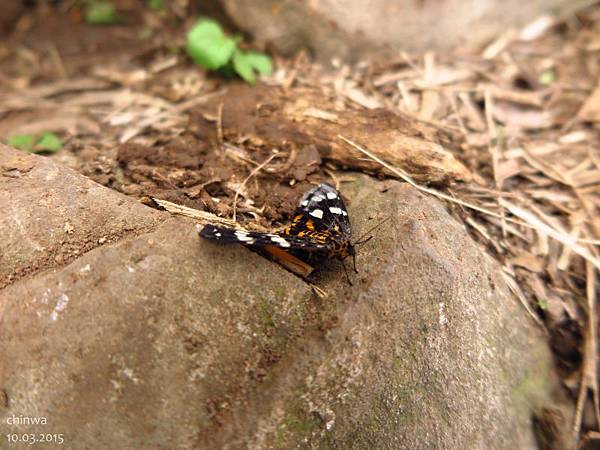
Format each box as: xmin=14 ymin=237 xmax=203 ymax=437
xmin=301 ymin=200 xmax=309 ymax=206
xmin=326 ymin=192 xmax=337 ymax=200
xmin=310 ymin=209 xmax=324 ymax=219
xmin=329 ymin=207 xmax=343 ymax=215
xmin=270 ymin=235 xmax=291 ymax=248
xmin=234 ymin=231 xmax=254 ymax=242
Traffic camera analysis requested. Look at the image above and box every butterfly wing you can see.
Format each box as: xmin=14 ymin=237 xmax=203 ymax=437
xmin=285 ymin=184 xmax=351 ymax=239
xmin=199 ymin=224 xmax=331 ymax=252
xmin=199 ymin=184 xmax=352 ymax=261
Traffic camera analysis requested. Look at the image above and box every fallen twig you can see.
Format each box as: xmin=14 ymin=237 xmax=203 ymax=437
xmin=151 ymin=197 xmax=241 ymax=229
xmin=232 ymin=153 xmax=279 ymax=222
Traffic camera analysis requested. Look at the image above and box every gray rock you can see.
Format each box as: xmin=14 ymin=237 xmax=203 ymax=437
xmin=0 ymin=144 xmax=165 ymax=288
xmin=219 ymin=0 xmax=586 ymax=63
xmin=0 ymin=149 xmax=560 ymax=449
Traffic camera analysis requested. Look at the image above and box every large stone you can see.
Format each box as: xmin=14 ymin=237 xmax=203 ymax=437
xmin=0 ymin=144 xmax=165 ymax=288
xmin=218 ymin=0 xmax=586 ymax=63
xmin=0 ymin=149 xmax=561 ymax=448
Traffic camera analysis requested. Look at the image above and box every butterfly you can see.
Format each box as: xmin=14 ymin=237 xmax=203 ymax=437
xmin=199 ymin=184 xmax=363 ymax=280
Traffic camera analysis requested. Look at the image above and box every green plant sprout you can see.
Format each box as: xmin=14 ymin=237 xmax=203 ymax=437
xmin=84 ymin=1 xmax=119 ymax=25
xmin=186 ymin=19 xmax=272 ymax=84
xmin=8 ymin=132 xmax=63 ymax=154
xmin=147 ymin=0 xmax=164 ymax=11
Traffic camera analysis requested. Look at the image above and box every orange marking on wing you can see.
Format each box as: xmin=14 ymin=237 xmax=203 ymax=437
xmin=263 ymin=245 xmax=314 ymax=278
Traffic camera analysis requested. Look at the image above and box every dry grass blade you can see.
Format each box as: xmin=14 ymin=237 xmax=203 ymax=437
xmin=501 ymin=270 xmax=545 ymax=327
xmin=216 ymin=102 xmax=224 ymax=145
xmin=232 ymin=153 xmax=279 ymax=222
xmin=120 ymin=89 xmax=227 ymax=143
xmin=151 ymin=197 xmax=241 ymax=229
xmin=310 ymin=283 xmax=328 ymax=299
xmin=573 ymin=261 xmax=600 ymax=443
xmin=0 ymin=77 xmax=110 ymax=103
xmin=339 ymin=135 xmax=528 ymax=227
xmin=500 ymin=199 xmax=600 ymax=272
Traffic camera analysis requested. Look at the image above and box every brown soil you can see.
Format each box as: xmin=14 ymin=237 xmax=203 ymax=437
xmin=114 ymin=124 xmax=323 ymax=224
xmin=0 ymin=4 xmax=469 ymax=231
xmin=0 ymin=5 xmax=341 ymax=229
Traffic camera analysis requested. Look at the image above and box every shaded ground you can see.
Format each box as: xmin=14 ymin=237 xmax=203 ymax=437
xmin=1 ymin=2 xmax=600 ymax=448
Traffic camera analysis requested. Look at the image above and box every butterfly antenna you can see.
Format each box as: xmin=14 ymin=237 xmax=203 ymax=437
xmin=354 ymin=235 xmax=373 ymax=246
xmin=353 ymin=217 xmax=390 ymax=246
xmin=350 ymin=218 xmax=388 ymax=276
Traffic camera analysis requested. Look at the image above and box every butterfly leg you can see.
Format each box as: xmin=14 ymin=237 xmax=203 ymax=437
xmin=342 ymin=261 xmax=353 ymax=286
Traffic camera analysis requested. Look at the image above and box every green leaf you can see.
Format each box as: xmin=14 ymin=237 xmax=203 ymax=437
xmin=35 ymin=132 xmax=63 ymax=153
xmin=243 ymin=51 xmax=273 ymax=76
xmin=8 ymin=134 xmax=35 ymax=151
xmin=186 ymin=20 xmax=236 ymax=70
xmin=232 ymin=50 xmax=256 ymax=84
xmin=232 ymin=50 xmax=273 ymax=84
xmin=147 ymin=0 xmax=164 ymax=11
xmin=218 ymin=60 xmax=237 ymax=79
xmin=85 ymin=1 xmax=119 ymax=25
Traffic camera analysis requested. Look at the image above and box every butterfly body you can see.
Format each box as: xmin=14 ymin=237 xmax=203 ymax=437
xmin=199 ymin=184 xmax=354 ymax=271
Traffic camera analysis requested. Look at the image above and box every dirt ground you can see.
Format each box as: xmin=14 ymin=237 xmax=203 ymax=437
xmin=2 ymin=2 xmax=600 ymax=448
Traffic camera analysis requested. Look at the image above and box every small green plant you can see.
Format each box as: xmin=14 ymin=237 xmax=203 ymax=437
xmin=186 ymin=19 xmax=272 ymax=84
xmin=7 ymin=134 xmax=35 ymax=152
xmin=85 ymin=1 xmax=119 ymax=25
xmin=8 ymin=132 xmax=63 ymax=154
xmin=147 ymin=0 xmax=164 ymax=11
xmin=36 ymin=133 xmax=64 ymax=152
